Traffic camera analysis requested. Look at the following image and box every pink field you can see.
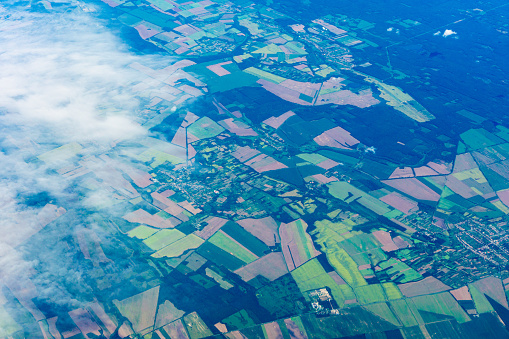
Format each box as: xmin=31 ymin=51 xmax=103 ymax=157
xmin=264 ymin=322 xmax=284 ymax=339
xmin=134 ymin=24 xmax=160 ymax=39
xmin=317 ymin=88 xmax=379 ymax=108
xmin=413 ymin=166 xmax=438 ymax=177
xmin=284 ymin=318 xmax=308 ymax=339
xmin=206 ymin=61 xmax=233 ymax=76
xmin=379 ymin=192 xmax=418 ymax=214
xmin=399 ymin=276 xmax=451 ymax=297
xmin=497 ymin=189 xmax=509 ymax=207
xmin=151 ymin=192 xmax=186 ymax=216
xmin=314 ymin=126 xmax=360 ymax=150
xmin=316 ymin=159 xmax=340 ymax=170
xmin=195 ymin=217 xmax=228 ymax=239
xmin=311 ymin=174 xmax=338 ymax=184
xmin=237 ymin=216 xmax=280 ymax=246
xmin=258 ymin=79 xmax=312 ymax=106
xmin=280 ymin=79 xmax=320 ymax=97
xmin=427 ymin=161 xmax=452 ymax=174
xmin=444 ymin=176 xmax=476 ymax=198
xmin=47 ymin=317 xmax=62 ymax=339
xmin=89 ymin=302 xmax=117 ymax=334
xmin=234 ymin=147 xmax=287 ymax=172
xmin=313 ymin=19 xmax=347 ymax=35
xmin=389 ymin=167 xmax=414 ymax=179
xmin=182 ymin=111 xmax=200 ymax=126
xmin=472 ymin=276 xmax=508 ymax=308
xmin=450 ymin=286 xmax=472 ymax=301
xmin=234 ymin=252 xmax=288 ymax=282
xmin=188 ymin=144 xmax=197 ymax=159
xmin=123 ymin=209 xmax=175 ymax=228
xmin=218 ymin=118 xmax=258 ymax=136
xmin=122 ymin=166 xmax=152 ymax=188
xmin=68 ymin=308 xmax=102 ymax=338
xmin=224 ymin=331 xmax=248 ymax=339
xmin=163 ymin=320 xmax=189 ymax=339
xmin=382 ymin=178 xmax=441 ymax=201
xmin=372 ymin=230 xmax=398 ymax=252
xmin=290 ymin=24 xmax=305 ymax=33
xmin=280 ymin=220 xmax=320 ymax=270
xmin=178 ymin=200 xmax=201 ymax=215
xmin=263 ymin=111 xmax=296 ymax=129
xmin=453 ymin=153 xmax=477 ymax=173
xmin=232 ymin=146 xmax=260 ymax=162
xmin=171 ymin=127 xmax=187 ymax=147
xmin=245 ymin=154 xmax=287 ymax=172
xmin=393 ymin=236 xmax=410 ymax=249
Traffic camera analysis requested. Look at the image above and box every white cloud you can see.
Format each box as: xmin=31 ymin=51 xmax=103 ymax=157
xmin=0 ymin=3 xmax=164 ymax=318
xmin=0 ymin=8 xmax=147 ymax=145
xmin=443 ymin=29 xmax=457 ymax=37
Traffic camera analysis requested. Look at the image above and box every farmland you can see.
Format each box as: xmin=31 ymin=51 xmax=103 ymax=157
xmin=5 ymin=0 xmax=509 ymax=338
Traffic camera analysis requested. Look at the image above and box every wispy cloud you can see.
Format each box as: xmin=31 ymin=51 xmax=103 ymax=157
xmin=0 ymin=7 xmax=146 ymax=145
xmin=0 ymin=3 xmax=160 ymax=320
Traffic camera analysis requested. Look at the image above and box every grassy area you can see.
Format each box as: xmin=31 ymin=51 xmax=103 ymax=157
xmin=127 ymin=225 xmax=158 ymax=240
xmin=363 ymin=303 xmax=400 ymax=326
xmin=152 ymin=234 xmax=204 ymax=258
xmin=291 ymin=258 xmax=356 ymax=307
xmin=143 ymin=229 xmax=186 ymax=250
xmin=410 ymin=292 xmax=470 ymax=324
xmin=209 ymin=230 xmax=258 ymax=264
xmin=38 ymin=142 xmax=82 ymax=163
xmin=355 ymin=284 xmax=386 ymax=304
xmin=221 ymin=221 xmax=269 ymax=257
xmin=184 ymin=312 xmax=213 ymax=339
xmin=197 ymin=242 xmax=245 ymax=271
xmin=187 ymin=116 xmax=225 ymax=140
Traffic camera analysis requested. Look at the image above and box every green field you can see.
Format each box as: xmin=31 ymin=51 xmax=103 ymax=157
xmin=382 ymin=282 xmax=403 ymax=300
xmin=143 ymin=229 xmax=186 ymax=251
xmin=460 ymin=128 xmax=503 ymax=150
xmin=244 ymin=67 xmax=286 ymax=83
xmin=389 ymin=299 xmax=422 ymax=327
xmin=469 ymin=284 xmax=494 ymax=314
xmin=208 ymin=72 xmax=259 ymax=93
xmin=355 ymin=284 xmax=386 ymax=304
xmin=222 ymin=309 xmax=257 ymax=330
xmin=152 ymin=234 xmax=204 ymax=258
xmin=410 ymin=292 xmax=470 ymax=324
xmin=221 ymin=221 xmax=269 ymax=257
xmin=184 ymin=312 xmax=213 ymax=339
xmin=127 ymin=225 xmax=158 ymax=240
xmin=209 ymin=230 xmax=258 ymax=264
xmin=197 ymin=241 xmax=246 ymax=271
xmin=0 ymin=306 xmax=21 ymax=337
xmin=136 ymin=148 xmax=185 ymax=168
xmin=363 ymin=302 xmax=400 ymax=326
xmin=187 ymin=116 xmax=225 ymax=140
xmin=291 ymin=258 xmax=356 ymax=307
xmin=38 ymin=142 xmax=82 ymax=163
xmin=378 ymin=258 xmax=422 ymax=283
xmin=113 ymin=286 xmax=159 ymax=333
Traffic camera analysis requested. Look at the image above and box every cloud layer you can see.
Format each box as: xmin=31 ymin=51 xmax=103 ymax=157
xmin=0 ymin=3 xmax=159 ymax=321
xmin=0 ymin=6 xmax=146 ymax=145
